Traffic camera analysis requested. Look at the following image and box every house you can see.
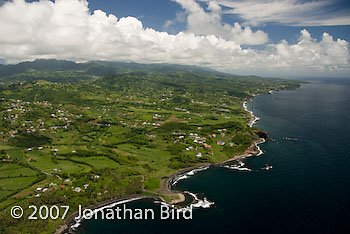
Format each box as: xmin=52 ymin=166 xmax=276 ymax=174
xmin=196 ymin=153 xmax=202 ymax=158
xmin=92 ymin=175 xmax=100 ymax=179
xmin=73 ymin=187 xmax=81 ymax=193
xmin=217 ymin=141 xmax=225 ymax=146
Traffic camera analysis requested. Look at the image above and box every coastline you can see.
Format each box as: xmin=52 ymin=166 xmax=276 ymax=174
xmin=162 ymin=163 xmax=211 ymax=200
xmin=162 ymin=97 xmax=266 ymax=199
xmin=220 ymin=138 xmax=265 ymax=164
xmin=57 ymin=94 xmax=266 ymax=234
xmin=243 ymin=99 xmax=260 ymax=128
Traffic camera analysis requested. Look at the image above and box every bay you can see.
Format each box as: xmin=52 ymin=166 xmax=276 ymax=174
xmin=77 ymin=78 xmax=350 ymax=234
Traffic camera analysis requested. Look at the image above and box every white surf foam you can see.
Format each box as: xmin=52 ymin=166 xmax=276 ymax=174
xmin=185 ymin=192 xmax=215 ymax=209
xmin=223 ymin=161 xmax=252 ymax=171
xmin=171 ymin=166 xmax=209 ymax=186
xmin=243 ymin=101 xmax=260 ymax=127
xmin=154 ymin=192 xmax=214 ymax=211
xmin=255 ymin=138 xmax=265 ymax=156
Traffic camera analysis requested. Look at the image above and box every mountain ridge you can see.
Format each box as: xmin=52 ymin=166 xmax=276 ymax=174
xmin=0 ymin=59 xmax=229 ymax=81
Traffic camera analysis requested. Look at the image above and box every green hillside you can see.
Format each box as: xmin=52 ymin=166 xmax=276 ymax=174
xmin=0 ymin=60 xmax=303 ymax=233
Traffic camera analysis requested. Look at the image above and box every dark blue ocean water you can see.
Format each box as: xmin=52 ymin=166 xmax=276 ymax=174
xmin=77 ymin=78 xmax=350 ymax=234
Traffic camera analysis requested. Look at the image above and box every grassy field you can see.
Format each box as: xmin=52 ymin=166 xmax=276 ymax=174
xmin=0 ymin=163 xmax=40 ymax=201
xmin=0 ymin=62 xmax=303 ymax=233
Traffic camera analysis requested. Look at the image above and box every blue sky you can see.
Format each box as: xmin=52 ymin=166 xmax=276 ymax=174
xmin=87 ymin=0 xmax=184 ymax=31
xmin=85 ymin=0 xmax=350 ymax=43
xmin=0 ymin=0 xmax=349 ymax=77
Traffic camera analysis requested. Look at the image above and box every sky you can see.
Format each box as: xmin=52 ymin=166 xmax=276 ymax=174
xmin=0 ymin=0 xmax=349 ymax=78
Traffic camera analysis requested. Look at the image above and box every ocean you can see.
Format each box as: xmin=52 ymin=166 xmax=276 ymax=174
xmin=76 ymin=78 xmax=350 ymax=234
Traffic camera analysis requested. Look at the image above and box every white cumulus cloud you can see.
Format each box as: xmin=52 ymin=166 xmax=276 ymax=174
xmin=0 ymin=0 xmax=349 ymax=78
xmin=171 ymin=0 xmax=268 ymax=45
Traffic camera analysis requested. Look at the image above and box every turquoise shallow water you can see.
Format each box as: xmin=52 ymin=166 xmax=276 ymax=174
xmin=77 ymin=78 xmax=350 ymax=234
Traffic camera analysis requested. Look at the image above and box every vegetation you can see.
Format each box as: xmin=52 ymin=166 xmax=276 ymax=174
xmin=0 ymin=60 xmax=303 ymax=233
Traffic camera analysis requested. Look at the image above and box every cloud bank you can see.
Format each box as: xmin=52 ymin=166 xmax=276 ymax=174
xmin=0 ymin=0 xmax=349 ymax=77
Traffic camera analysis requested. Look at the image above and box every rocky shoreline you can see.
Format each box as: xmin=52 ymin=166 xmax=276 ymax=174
xmin=56 ymin=96 xmax=268 ymax=234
